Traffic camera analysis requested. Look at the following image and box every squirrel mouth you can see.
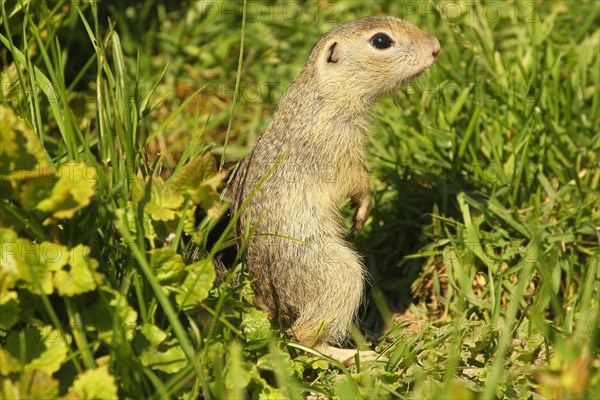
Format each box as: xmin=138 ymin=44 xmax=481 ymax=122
xmin=405 ymin=61 xmax=435 ymax=83
xmin=405 ymin=68 xmax=426 ymax=83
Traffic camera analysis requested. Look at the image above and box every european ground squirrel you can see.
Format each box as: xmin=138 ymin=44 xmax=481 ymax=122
xmin=232 ymin=16 xmax=440 ymax=364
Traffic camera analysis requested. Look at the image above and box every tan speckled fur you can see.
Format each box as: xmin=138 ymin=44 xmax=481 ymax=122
xmin=231 ymin=16 xmax=439 ymax=355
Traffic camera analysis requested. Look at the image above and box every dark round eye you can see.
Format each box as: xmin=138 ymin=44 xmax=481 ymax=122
xmin=371 ymin=33 xmax=393 ymax=49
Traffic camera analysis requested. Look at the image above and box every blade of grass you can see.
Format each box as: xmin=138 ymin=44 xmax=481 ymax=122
xmin=220 ymin=0 xmax=248 ymax=170
xmin=482 ymin=235 xmax=540 ymax=398
xmin=144 ymin=87 xmax=205 ymax=145
xmin=114 ymin=219 xmax=209 ymax=393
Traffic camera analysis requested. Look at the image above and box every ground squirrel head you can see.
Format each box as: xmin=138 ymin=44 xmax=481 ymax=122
xmin=306 ymin=16 xmax=440 ymax=104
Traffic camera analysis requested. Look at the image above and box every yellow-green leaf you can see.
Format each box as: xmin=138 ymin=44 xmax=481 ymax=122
xmin=1 ymin=228 xmax=69 ymax=295
xmin=171 ymin=153 xmax=227 ymax=217
xmin=115 ymin=206 xmax=158 ymax=245
xmin=0 ymin=105 xmax=52 ymax=181
xmin=19 ymin=176 xmax=58 ymax=212
xmin=2 ymin=326 xmax=68 ymax=376
xmin=1 ymin=228 xmax=21 ymax=293
xmin=0 ymin=298 xmax=20 ymax=331
xmin=108 ymin=290 xmax=138 ymax=339
xmin=139 ymin=342 xmax=187 ymax=374
xmin=82 ymin=288 xmax=138 ymax=345
xmin=144 ymin=177 xmax=184 ymax=221
xmin=183 ymin=205 xmax=205 ymax=244
xmin=25 ymin=329 xmax=69 ymax=375
xmin=195 ymin=179 xmax=224 ymax=218
xmin=15 ymin=370 xmax=59 ymax=399
xmin=0 ymin=347 xmax=20 ymax=375
xmin=149 ymin=248 xmax=186 ymax=283
xmin=37 ymin=162 xmax=97 ymax=219
xmin=224 ymin=342 xmax=251 ymax=393
xmin=53 ymin=244 xmax=102 ymax=296
xmin=136 ymin=324 xmax=187 ymax=373
xmin=66 ymin=365 xmax=118 ymax=400
xmin=175 ymin=259 xmax=215 ymax=310
xmin=241 ymin=309 xmax=271 ymax=349
xmin=140 ymin=324 xmax=168 ymax=346
xmin=172 ymin=153 xmax=218 ymax=195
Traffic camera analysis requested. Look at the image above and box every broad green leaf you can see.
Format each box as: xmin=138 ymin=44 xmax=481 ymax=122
xmin=171 ymin=153 xmax=218 ymax=193
xmin=241 ymin=308 xmax=271 ymax=349
xmin=463 ymin=321 xmax=499 ymax=359
xmin=136 ymin=324 xmax=187 ymax=373
xmin=175 ymin=259 xmax=215 ymax=309
xmin=447 ymin=381 xmax=476 ymax=399
xmin=66 ymin=365 xmax=118 ymax=399
xmin=82 ymin=288 xmax=138 ymax=345
xmin=140 ymin=324 xmax=168 ymax=346
xmin=115 ymin=206 xmax=158 ymax=244
xmin=0 ymin=105 xmax=51 ymax=180
xmin=3 ymin=326 xmax=68 ymax=376
xmin=0 ymin=229 xmax=20 ymax=297
xmin=108 ymin=290 xmax=138 ymax=339
xmin=149 ymin=248 xmax=186 ymax=283
xmin=0 ymin=347 xmax=20 ymax=375
xmin=53 ymin=244 xmax=102 ymax=296
xmin=139 ymin=343 xmax=187 ymax=374
xmin=194 ymin=178 xmax=225 ymax=218
xmin=224 ymin=342 xmax=251 ymax=393
xmin=171 ymin=153 xmax=226 ymax=217
xmin=334 ymin=376 xmax=362 ymax=399
xmin=37 ymin=162 xmax=97 ymax=219
xmin=1 ymin=228 xmax=69 ymax=295
xmin=25 ymin=330 xmax=69 ymax=375
xmin=19 ymin=176 xmax=57 ymax=212
xmin=205 ymin=341 xmax=226 ymax=370
xmin=183 ymin=205 xmax=205 ymax=244
xmin=0 ymin=298 xmax=20 ymax=331
xmin=144 ymin=177 xmax=184 ymax=221
xmin=258 ymin=387 xmax=287 ymax=400
xmin=0 ymin=268 xmax=18 ymax=304
xmin=511 ymin=319 xmax=544 ymax=364
xmin=14 ymin=370 xmax=59 ymax=399
xmin=311 ymin=359 xmax=330 ymax=371
xmin=257 ymin=347 xmax=294 ymax=378
xmin=23 ymin=240 xmax=64 ymax=293
xmin=1 ymin=227 xmax=25 ymax=276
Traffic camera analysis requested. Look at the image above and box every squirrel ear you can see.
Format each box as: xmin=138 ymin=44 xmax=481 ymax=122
xmin=326 ymin=42 xmax=340 ymax=64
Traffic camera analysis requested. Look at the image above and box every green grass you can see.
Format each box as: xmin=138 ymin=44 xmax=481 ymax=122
xmin=1 ymin=0 xmax=598 ymax=398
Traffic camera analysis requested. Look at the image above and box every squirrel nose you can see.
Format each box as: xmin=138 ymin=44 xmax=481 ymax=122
xmin=431 ymin=37 xmax=441 ymax=58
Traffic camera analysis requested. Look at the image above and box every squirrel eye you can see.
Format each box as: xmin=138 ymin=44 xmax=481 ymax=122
xmin=371 ymin=33 xmax=393 ymax=49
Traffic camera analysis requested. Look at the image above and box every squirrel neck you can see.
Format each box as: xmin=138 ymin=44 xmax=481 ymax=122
xmin=270 ymin=68 xmax=372 ymax=163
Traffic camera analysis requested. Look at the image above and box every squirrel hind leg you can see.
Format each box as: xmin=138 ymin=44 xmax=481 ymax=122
xmin=288 ymin=248 xmax=366 ymax=347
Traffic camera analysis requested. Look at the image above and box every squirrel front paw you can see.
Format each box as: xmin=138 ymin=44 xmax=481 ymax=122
xmin=352 ymin=198 xmax=371 ymax=233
